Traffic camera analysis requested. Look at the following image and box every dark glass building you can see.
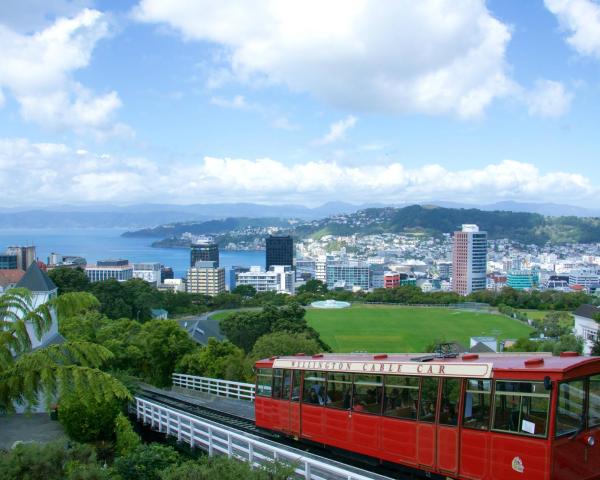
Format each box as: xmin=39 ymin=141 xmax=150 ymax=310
xmin=0 ymin=254 xmax=18 ymax=269
xmin=191 ymin=242 xmax=219 ymax=267
xmin=266 ymin=235 xmax=293 ymax=270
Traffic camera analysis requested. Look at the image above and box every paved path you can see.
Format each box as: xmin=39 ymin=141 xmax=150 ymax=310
xmin=0 ymin=414 xmax=65 ymax=450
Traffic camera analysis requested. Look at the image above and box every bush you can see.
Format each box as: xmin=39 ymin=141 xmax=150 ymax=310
xmin=160 ymin=456 xmax=294 ymax=480
xmin=59 ymin=392 xmax=121 ymax=443
xmin=112 ymin=444 xmax=181 ymax=480
xmin=114 ymin=413 xmax=141 ymax=456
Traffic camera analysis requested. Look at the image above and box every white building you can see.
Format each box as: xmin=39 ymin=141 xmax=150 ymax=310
xmin=158 ymin=278 xmax=186 ymax=293
xmin=569 ymin=269 xmax=600 ymax=292
xmin=573 ymin=305 xmax=599 ymax=355
xmin=133 ymin=262 xmax=162 ymax=286
xmin=85 ymin=259 xmax=133 ymax=283
xmin=236 ymin=265 xmax=295 ymax=294
xmin=186 ymin=261 xmax=226 ymax=296
xmin=315 ymin=255 xmax=329 ymax=284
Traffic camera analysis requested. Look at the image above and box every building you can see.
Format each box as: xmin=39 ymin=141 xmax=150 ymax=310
xmin=544 ymin=275 xmax=570 ymax=291
xmin=573 ymin=304 xmax=599 ymax=355
xmin=326 ymin=260 xmax=370 ymax=291
xmin=236 ymin=265 xmax=295 ymax=294
xmin=229 ymin=265 xmax=250 ymax=291
xmin=437 ymin=261 xmax=452 ymax=280
xmin=158 ymin=278 xmax=185 ymax=293
xmin=0 ymin=269 xmax=25 ymax=294
xmin=161 ymin=266 xmax=174 ymax=282
xmin=0 ymin=254 xmax=18 ymax=269
xmin=506 ymin=269 xmax=539 ymax=290
xmin=315 ymin=255 xmax=330 ymax=284
xmin=266 ymin=235 xmax=293 ymax=271
xmin=191 ymin=242 xmax=219 ymax=268
xmin=133 ymin=262 xmax=162 ymax=286
xmin=6 ymin=245 xmax=36 ymax=271
xmin=569 ymin=269 xmax=600 ymax=292
xmin=186 ymin=261 xmax=226 ymax=296
xmin=369 ymin=264 xmax=385 ymax=289
xmin=452 ymin=224 xmax=487 ymax=296
xmin=85 ymin=259 xmax=133 ymax=283
xmin=295 ymin=258 xmax=316 ymax=281
xmin=47 ymin=253 xmax=86 ymax=269
xmin=384 ymin=272 xmax=400 ymax=289
xmin=13 ymin=262 xmax=60 ymax=349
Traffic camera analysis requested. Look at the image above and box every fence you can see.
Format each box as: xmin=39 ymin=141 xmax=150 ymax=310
xmin=134 ymin=396 xmax=389 ymax=480
xmin=172 ymin=373 xmax=255 ymax=401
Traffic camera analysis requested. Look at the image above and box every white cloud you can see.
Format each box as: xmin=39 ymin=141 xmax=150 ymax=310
xmin=134 ymin=0 xmax=515 ymax=118
xmin=0 ymin=9 xmax=131 ymax=138
xmin=545 ymin=0 xmax=600 ymax=58
xmin=0 ymin=137 xmax=595 ymax=207
xmin=524 ymin=79 xmax=573 ymax=118
xmin=314 ymin=116 xmax=357 ymax=145
xmin=210 ymin=94 xmax=250 ymax=109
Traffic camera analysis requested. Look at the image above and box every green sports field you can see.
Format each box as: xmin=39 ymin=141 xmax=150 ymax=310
xmin=305 ymin=305 xmax=533 ymax=353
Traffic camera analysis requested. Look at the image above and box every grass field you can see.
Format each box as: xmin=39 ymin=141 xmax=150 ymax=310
xmin=304 ymin=305 xmax=534 ymax=353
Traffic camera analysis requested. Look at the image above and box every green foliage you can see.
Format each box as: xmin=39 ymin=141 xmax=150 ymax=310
xmin=112 ymin=444 xmax=181 ymax=480
xmin=95 ymin=318 xmax=144 ymax=372
xmin=506 ymin=337 xmax=540 ymax=352
xmin=114 ymin=413 xmax=141 ymax=457
xmin=591 ymin=336 xmax=600 ymax=356
xmin=60 ymin=311 xmax=108 ymax=342
xmin=48 ymin=267 xmax=91 ymax=295
xmin=0 ymin=441 xmax=105 ymax=480
xmin=176 ymin=338 xmax=246 ymax=380
xmin=159 ymin=456 xmax=294 ymax=480
xmin=59 ymin=391 xmax=121 ymax=443
xmin=297 ymin=279 xmax=328 ymax=295
xmin=508 ymin=334 xmax=583 ymax=355
xmin=250 ymin=331 xmax=322 ymax=361
xmin=531 ymin=311 xmax=573 ymax=338
xmin=232 ymin=284 xmax=257 ymax=297
xmin=134 ymin=319 xmax=197 ymax=386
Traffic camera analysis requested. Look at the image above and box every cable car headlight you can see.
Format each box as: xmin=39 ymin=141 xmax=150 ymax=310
xmin=587 ymin=435 xmax=596 ymax=447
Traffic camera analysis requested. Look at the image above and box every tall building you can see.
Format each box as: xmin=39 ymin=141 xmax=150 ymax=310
xmin=85 ymin=259 xmax=133 ymax=283
xmin=186 ymin=261 xmax=225 ymax=296
xmin=6 ymin=245 xmax=36 ymax=271
xmin=326 ymin=260 xmax=370 ymax=291
xmin=235 ymin=265 xmax=295 ymax=294
xmin=133 ymin=262 xmax=162 ymax=286
xmin=437 ymin=261 xmax=452 ymax=280
xmin=0 ymin=254 xmax=18 ymax=270
xmin=507 ymin=269 xmax=539 ymax=290
xmin=191 ymin=242 xmax=219 ymax=268
xmin=452 ymin=224 xmax=487 ymax=296
xmin=229 ymin=265 xmax=250 ymax=291
xmin=266 ymin=235 xmax=293 ymax=270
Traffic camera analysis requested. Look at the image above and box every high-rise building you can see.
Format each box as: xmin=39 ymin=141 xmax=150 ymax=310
xmin=229 ymin=265 xmax=250 ymax=291
xmin=266 ymin=235 xmax=293 ymax=270
xmin=186 ymin=261 xmax=226 ymax=296
xmin=85 ymin=259 xmax=133 ymax=283
xmin=133 ymin=262 xmax=162 ymax=286
xmin=6 ymin=245 xmax=36 ymax=271
xmin=191 ymin=242 xmax=219 ymax=268
xmin=326 ymin=260 xmax=370 ymax=291
xmin=437 ymin=261 xmax=452 ymax=280
xmin=235 ymin=265 xmax=295 ymax=295
xmin=507 ymin=269 xmax=539 ymax=290
xmin=0 ymin=254 xmax=18 ymax=270
xmin=452 ymin=224 xmax=487 ymax=296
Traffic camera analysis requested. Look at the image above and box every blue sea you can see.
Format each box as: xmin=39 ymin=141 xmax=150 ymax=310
xmin=0 ymin=228 xmax=265 ymax=281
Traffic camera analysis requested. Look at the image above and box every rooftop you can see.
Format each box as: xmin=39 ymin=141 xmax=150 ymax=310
xmin=15 ymin=262 xmax=56 ymax=292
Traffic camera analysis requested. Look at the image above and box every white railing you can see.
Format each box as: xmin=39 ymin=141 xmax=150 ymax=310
xmin=135 ymin=397 xmax=389 ymax=480
xmin=172 ymin=373 xmax=255 ymax=401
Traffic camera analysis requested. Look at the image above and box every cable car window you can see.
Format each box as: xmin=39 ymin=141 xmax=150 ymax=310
xmin=352 ymin=375 xmax=383 ymax=414
xmin=256 ymin=368 xmax=273 ymax=397
xmin=419 ymin=377 xmax=439 ymax=423
xmin=463 ymin=379 xmax=491 ymax=430
xmin=272 ymin=369 xmax=284 ymax=399
xmin=303 ymin=371 xmax=327 ymax=405
xmin=383 ymin=376 xmax=419 ymax=420
xmin=556 ymin=379 xmax=585 ymax=437
xmin=492 ymin=381 xmax=549 ymax=438
xmin=281 ymin=370 xmax=292 ymax=401
xmin=291 ymin=370 xmax=301 ymax=402
xmin=439 ymin=378 xmax=461 ymax=426
xmin=589 ymin=375 xmax=600 ymax=428
xmin=326 ymin=373 xmax=352 ymax=410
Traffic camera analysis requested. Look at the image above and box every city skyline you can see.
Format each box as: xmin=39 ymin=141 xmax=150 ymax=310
xmin=1 ymin=1 xmax=600 ymax=208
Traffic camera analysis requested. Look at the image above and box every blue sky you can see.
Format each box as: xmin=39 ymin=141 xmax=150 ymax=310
xmin=0 ymin=0 xmax=599 ymax=207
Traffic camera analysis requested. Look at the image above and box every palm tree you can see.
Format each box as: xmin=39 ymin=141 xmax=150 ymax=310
xmin=0 ymin=288 xmax=130 ymax=413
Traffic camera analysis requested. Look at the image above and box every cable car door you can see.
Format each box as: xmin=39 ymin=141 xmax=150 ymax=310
xmin=436 ymin=378 xmax=461 ymax=476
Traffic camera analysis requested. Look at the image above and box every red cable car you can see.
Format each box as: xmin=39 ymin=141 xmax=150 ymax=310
xmin=255 ymin=352 xmax=600 ymax=479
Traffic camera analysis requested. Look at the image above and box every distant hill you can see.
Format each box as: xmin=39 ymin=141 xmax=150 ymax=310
xmin=296 ymin=205 xmax=600 ymax=244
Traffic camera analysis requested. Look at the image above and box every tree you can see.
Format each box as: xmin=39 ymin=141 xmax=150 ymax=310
xmin=134 ymin=320 xmax=196 ymax=386
xmin=48 ymin=267 xmax=91 ymax=294
xmin=250 ymin=331 xmax=322 ymax=361
xmin=297 ymin=279 xmax=328 ymax=295
xmin=58 ymin=391 xmax=121 ymax=442
xmin=0 ymin=289 xmax=130 ymax=413
xmin=160 ymin=456 xmax=294 ymax=480
xmin=232 ymin=284 xmax=257 ymax=298
xmin=176 ymin=338 xmax=246 ymax=381
xmin=591 ymin=336 xmax=600 ymax=356
xmin=112 ymin=444 xmax=181 ymax=480
xmin=115 ymin=413 xmax=142 ymax=456
xmin=220 ymin=311 xmax=271 ymax=352
xmin=90 ymin=279 xmax=132 ymax=320
xmin=95 ymin=318 xmax=144 ymax=372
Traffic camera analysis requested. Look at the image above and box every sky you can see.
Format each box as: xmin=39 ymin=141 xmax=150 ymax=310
xmin=0 ymin=0 xmax=599 ymax=208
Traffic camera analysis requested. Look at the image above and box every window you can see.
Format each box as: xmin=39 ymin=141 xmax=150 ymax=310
xmin=589 ymin=375 xmax=600 ymax=428
xmin=492 ymin=381 xmax=550 ymax=438
xmin=256 ymin=368 xmax=272 ymax=397
xmin=272 ymin=369 xmax=284 ymax=399
xmin=326 ymin=373 xmax=352 ymax=409
xmin=383 ymin=376 xmax=419 ymax=420
xmin=303 ymin=371 xmax=326 ymax=405
xmin=556 ymin=380 xmax=585 ymax=436
xmin=463 ymin=379 xmax=492 ymax=430
xmin=440 ymin=378 xmax=461 ymax=426
xmin=291 ymin=370 xmax=301 ymax=402
xmin=352 ymin=375 xmax=383 ymax=414
xmin=281 ymin=370 xmax=292 ymax=401
xmin=419 ymin=377 xmax=439 ymax=423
